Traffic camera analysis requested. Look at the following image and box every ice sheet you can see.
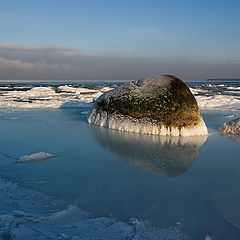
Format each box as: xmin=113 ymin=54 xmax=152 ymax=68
xmin=189 ymin=84 xmax=240 ymax=111
xmin=194 ymin=95 xmax=240 ymax=111
xmin=0 ymin=85 xmax=113 ymax=110
xmin=0 ymin=177 xmax=189 ymax=240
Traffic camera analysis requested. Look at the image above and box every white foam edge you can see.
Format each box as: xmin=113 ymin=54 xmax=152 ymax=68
xmin=88 ymin=109 xmax=208 ymax=137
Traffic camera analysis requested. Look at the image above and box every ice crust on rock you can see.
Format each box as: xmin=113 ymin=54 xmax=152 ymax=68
xmin=88 ymin=75 xmax=208 ymax=136
xmin=89 ymin=107 xmax=208 ymax=136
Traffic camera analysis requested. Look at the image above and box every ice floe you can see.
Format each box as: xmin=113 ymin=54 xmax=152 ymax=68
xmin=219 ymin=118 xmax=240 ymax=143
xmin=189 ymin=84 xmax=240 ymax=111
xmin=0 ymin=85 xmax=113 ymax=110
xmin=194 ymin=95 xmax=240 ymax=110
xmin=219 ymin=118 xmax=240 ymax=136
xmin=16 ymin=152 xmax=57 ymax=164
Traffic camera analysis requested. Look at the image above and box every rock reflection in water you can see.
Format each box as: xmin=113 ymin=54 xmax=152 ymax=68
xmin=90 ymin=126 xmax=207 ymax=177
xmin=221 ymin=134 xmax=240 ymax=144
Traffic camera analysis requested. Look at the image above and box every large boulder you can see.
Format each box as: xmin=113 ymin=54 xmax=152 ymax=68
xmin=88 ymin=75 xmax=208 ymax=136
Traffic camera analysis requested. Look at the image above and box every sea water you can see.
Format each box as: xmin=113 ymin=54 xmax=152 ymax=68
xmin=0 ymin=81 xmax=240 ymax=239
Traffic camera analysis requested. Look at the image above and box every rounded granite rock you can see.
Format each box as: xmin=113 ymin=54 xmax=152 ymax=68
xmin=88 ymin=75 xmax=208 ymax=136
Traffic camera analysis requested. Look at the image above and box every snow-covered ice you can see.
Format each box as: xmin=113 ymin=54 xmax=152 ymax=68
xmin=193 ymin=94 xmax=240 ymax=111
xmin=0 ymin=85 xmax=113 ymax=110
xmin=189 ymin=84 xmax=240 ymax=111
xmin=0 ymin=177 xmax=189 ymax=240
xmin=0 ymin=82 xmax=240 ymax=113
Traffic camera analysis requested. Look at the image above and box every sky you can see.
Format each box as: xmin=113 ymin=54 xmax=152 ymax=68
xmin=0 ymin=0 xmax=240 ymax=81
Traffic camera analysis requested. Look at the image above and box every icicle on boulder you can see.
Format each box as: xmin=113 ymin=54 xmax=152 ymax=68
xmin=88 ymin=75 xmax=208 ymax=136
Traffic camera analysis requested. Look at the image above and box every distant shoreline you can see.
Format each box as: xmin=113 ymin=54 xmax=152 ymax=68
xmin=207 ymin=79 xmax=240 ymax=81
xmin=0 ymin=79 xmax=132 ymax=83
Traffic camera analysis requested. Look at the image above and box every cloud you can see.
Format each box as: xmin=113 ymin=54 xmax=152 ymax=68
xmin=0 ymin=44 xmax=77 ymax=51
xmin=224 ymin=59 xmax=240 ymax=63
xmin=0 ymin=44 xmax=239 ymax=81
xmin=0 ymin=57 xmax=71 ymax=72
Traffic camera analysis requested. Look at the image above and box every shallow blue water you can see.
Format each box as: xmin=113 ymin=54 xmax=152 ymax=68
xmin=0 ymin=107 xmax=240 ymax=240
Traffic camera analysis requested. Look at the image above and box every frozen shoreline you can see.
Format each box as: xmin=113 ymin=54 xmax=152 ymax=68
xmin=0 ymin=177 xmax=189 ymax=240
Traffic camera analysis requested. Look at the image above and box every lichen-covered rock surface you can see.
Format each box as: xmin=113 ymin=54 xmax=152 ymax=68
xmin=88 ymin=75 xmax=208 ymax=136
